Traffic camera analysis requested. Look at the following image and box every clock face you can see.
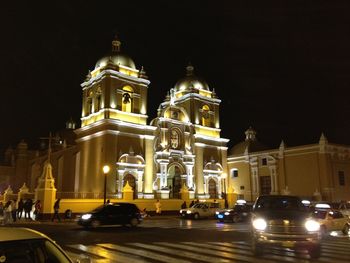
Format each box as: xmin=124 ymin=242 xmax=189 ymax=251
xmin=170 ymin=129 xmax=180 ymax=149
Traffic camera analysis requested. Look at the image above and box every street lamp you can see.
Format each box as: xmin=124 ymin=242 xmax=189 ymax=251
xmin=103 ymin=165 xmax=110 ymax=204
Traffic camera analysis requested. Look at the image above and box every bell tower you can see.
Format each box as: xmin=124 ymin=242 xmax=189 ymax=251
xmin=80 ymin=35 xmax=150 ymax=127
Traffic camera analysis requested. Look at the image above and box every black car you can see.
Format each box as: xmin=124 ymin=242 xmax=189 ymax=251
xmin=216 ymin=204 xmax=252 ymax=223
xmin=251 ymin=195 xmax=321 ymax=258
xmin=77 ymin=203 xmax=142 ymax=228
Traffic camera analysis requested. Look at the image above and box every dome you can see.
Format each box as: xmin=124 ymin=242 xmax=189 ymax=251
xmin=174 ymin=64 xmax=210 ymax=92
xmin=94 ymin=36 xmax=136 ymax=70
xmin=229 ymin=127 xmax=268 ymax=155
xmin=95 ymin=53 xmax=136 ymax=69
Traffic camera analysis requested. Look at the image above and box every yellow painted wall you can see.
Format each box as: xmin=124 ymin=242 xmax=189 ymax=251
xmin=227 ymin=161 xmax=252 ymax=201
xmin=284 ymin=152 xmax=320 ymax=198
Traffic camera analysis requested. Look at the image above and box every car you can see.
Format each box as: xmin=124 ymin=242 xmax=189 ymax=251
xmin=312 ymin=209 xmax=350 ymax=236
xmin=336 ymin=202 xmax=350 ymax=217
xmin=180 ymin=202 xmax=220 ymax=219
xmin=251 ymin=195 xmax=321 ymax=258
xmin=216 ymin=203 xmax=252 ymax=223
xmin=77 ymin=202 xmax=142 ymax=228
xmin=0 ymin=227 xmax=73 ymax=262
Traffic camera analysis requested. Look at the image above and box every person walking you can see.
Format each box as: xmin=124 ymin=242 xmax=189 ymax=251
xmin=17 ymin=199 xmax=24 ymax=220
xmin=4 ymin=200 xmax=13 ymax=224
xmin=34 ymin=200 xmax=42 ymax=220
xmin=52 ymin=199 xmax=61 ymax=222
xmin=155 ymin=199 xmax=162 ymax=215
xmin=181 ymin=201 xmax=187 ymax=209
xmin=12 ymin=199 xmax=17 ymax=222
xmin=24 ymin=199 xmax=33 ymax=220
xmin=189 ymin=200 xmax=195 ymax=207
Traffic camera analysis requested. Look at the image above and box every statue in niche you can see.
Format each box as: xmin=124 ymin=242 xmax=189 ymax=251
xmin=170 ymin=129 xmax=180 ymax=149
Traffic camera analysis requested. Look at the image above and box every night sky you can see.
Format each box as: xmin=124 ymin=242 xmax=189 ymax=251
xmin=1 ymin=1 xmax=350 ymax=153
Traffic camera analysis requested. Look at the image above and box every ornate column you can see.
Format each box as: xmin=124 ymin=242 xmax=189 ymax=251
xmin=269 ymin=165 xmax=278 ymax=194
xmin=251 ymin=166 xmax=259 ymax=199
xmin=116 ymin=170 xmax=124 ymax=198
xmin=185 ymin=164 xmax=194 ymax=189
xmin=144 ymin=135 xmax=155 ymax=198
xmin=137 ymin=171 xmax=144 ymax=198
xmin=195 ymin=143 xmax=205 ymax=198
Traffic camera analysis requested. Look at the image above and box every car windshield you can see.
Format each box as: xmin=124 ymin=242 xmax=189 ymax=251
xmin=312 ymin=210 xmax=327 ymax=219
xmin=255 ymin=196 xmax=303 ymax=211
xmin=0 ymin=238 xmax=71 ymax=263
xmin=91 ymin=205 xmax=106 ymax=212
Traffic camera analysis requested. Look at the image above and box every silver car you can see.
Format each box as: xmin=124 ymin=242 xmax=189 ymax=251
xmin=0 ymin=227 xmax=73 ymax=262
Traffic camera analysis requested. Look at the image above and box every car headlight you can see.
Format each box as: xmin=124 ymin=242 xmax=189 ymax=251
xmin=305 ymin=219 xmax=320 ymax=232
xmin=224 ymin=212 xmax=230 ymax=216
xmin=180 ymin=210 xmax=183 ymax=213
xmin=252 ymin=218 xmax=267 ymax=230
xmin=215 ymin=211 xmax=219 ymax=215
xmin=186 ymin=210 xmax=192 ymax=214
xmin=81 ymin=214 xmax=92 ymax=220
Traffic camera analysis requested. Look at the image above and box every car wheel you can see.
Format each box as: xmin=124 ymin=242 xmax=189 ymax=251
xmin=91 ymin=220 xmax=100 ymax=228
xmin=130 ymin=217 xmax=139 ymax=227
xmin=194 ymin=213 xmax=200 ymax=220
xmin=342 ymin=224 xmax=349 ymax=235
xmin=309 ymin=244 xmax=321 ymax=259
xmin=251 ymin=238 xmax=263 ymax=256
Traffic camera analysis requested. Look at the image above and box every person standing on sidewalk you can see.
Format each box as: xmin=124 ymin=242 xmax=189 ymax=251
xmin=155 ymin=199 xmax=162 ymax=215
xmin=12 ymin=199 xmax=17 ymax=222
xmin=17 ymin=199 xmax=24 ymax=220
xmin=51 ymin=199 xmax=61 ymax=222
xmin=34 ymin=200 xmax=42 ymax=220
xmin=3 ymin=200 xmax=13 ymax=224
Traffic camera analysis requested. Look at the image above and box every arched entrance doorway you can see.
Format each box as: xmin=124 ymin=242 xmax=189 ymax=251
xmin=208 ymin=178 xmax=217 ymax=199
xmin=123 ymin=174 xmax=137 ymax=199
xmin=167 ymin=165 xmax=182 ymax=199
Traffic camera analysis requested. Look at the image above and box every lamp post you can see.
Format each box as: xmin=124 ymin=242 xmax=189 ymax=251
xmin=103 ymin=165 xmax=110 ymax=204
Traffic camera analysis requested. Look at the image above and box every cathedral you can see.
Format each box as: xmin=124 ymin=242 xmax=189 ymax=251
xmin=1 ymin=37 xmax=350 ymax=205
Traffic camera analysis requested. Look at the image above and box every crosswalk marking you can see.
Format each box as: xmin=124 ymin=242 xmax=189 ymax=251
xmin=64 ymin=238 xmax=350 ymax=263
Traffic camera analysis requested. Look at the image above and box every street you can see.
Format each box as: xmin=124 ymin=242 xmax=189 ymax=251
xmin=9 ymin=217 xmax=350 ymax=263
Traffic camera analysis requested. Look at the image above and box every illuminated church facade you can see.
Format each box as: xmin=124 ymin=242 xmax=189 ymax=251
xmin=1 ymin=37 xmax=350 ymax=204
xmin=63 ymin=37 xmax=228 ymax=200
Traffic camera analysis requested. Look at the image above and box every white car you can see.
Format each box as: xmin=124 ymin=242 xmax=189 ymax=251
xmin=180 ymin=202 xmax=220 ymax=219
xmin=337 ymin=202 xmax=350 ymax=217
xmin=0 ymin=227 xmax=74 ymax=262
xmin=312 ymin=209 xmax=350 ymax=236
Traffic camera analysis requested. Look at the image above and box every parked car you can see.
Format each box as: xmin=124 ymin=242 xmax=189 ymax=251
xmin=78 ymin=202 xmax=142 ymax=228
xmin=216 ymin=203 xmax=252 ymax=223
xmin=312 ymin=209 xmax=350 ymax=236
xmin=251 ymin=195 xmax=321 ymax=258
xmin=180 ymin=202 xmax=220 ymax=219
xmin=0 ymin=227 xmax=73 ymax=262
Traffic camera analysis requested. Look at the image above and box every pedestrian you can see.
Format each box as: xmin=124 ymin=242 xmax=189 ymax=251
xmin=52 ymin=199 xmax=61 ymax=222
xmin=224 ymin=199 xmax=229 ymax=209
xmin=195 ymin=199 xmax=200 ymax=204
xmin=189 ymin=200 xmax=195 ymax=207
xmin=181 ymin=201 xmax=187 ymax=209
xmin=34 ymin=200 xmax=42 ymax=220
xmin=155 ymin=199 xmax=162 ymax=215
xmin=24 ymin=199 xmax=33 ymax=220
xmin=12 ymin=199 xmax=17 ymax=222
xmin=17 ymin=199 xmax=24 ymax=220
xmin=4 ymin=200 xmax=13 ymax=224
xmin=0 ymin=202 xmax=3 ymax=225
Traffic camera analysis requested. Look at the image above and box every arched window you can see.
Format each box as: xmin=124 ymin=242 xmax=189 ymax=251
xmin=122 ymin=86 xmax=133 ymax=112
xmin=201 ymin=105 xmax=210 ymax=126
